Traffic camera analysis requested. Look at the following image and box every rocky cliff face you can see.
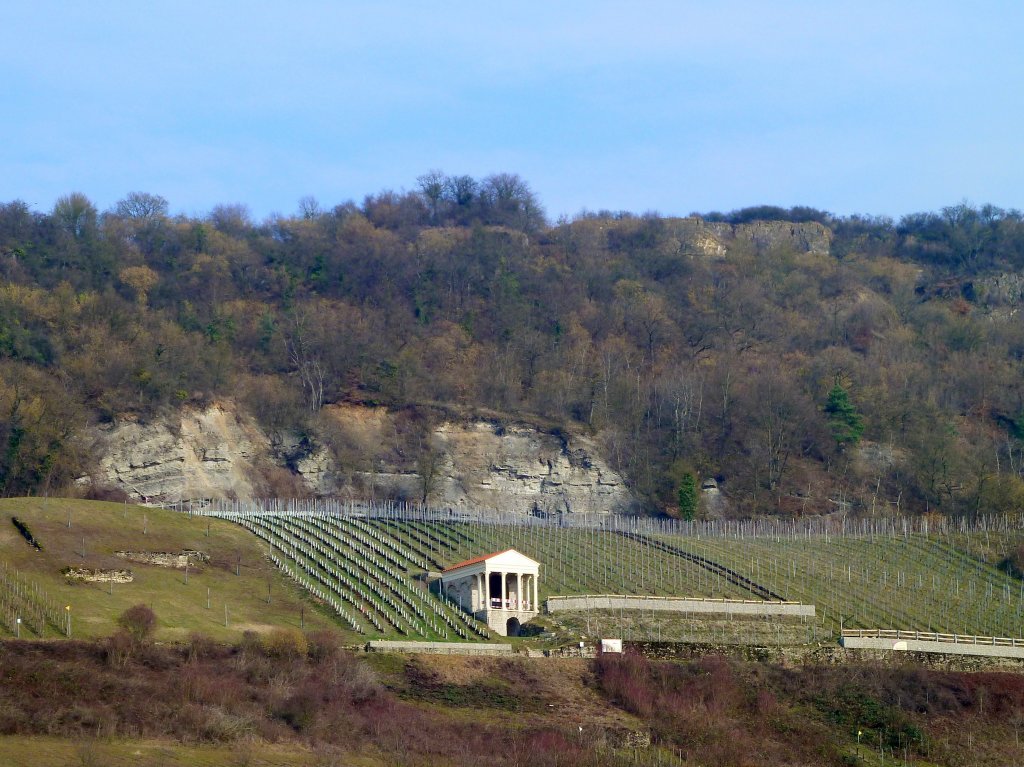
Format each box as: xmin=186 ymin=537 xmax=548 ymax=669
xmin=662 ymin=217 xmax=833 ymax=259
xmin=91 ymin=405 xmax=269 ymax=502
xmin=90 ymin=403 xmax=638 ymax=516
xmin=973 ymin=271 xmax=1024 ymax=309
xmin=429 ymin=421 xmax=634 ymax=516
xmin=732 ymin=220 xmax=833 ymax=255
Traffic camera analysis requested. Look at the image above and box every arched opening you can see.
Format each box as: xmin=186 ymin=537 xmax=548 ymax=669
xmin=506 ymin=617 xmax=521 ymax=637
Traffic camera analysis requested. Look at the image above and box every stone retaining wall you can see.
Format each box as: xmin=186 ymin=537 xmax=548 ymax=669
xmin=546 ymin=595 xmax=815 ymax=618
xmin=624 ymin=641 xmax=1024 ymax=670
xmin=841 ymin=636 xmax=1024 ymax=659
xmin=365 ymin=640 xmax=513 ymax=656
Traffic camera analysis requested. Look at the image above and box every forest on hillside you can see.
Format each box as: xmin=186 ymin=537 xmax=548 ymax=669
xmin=2 ymin=173 xmax=1024 ymax=518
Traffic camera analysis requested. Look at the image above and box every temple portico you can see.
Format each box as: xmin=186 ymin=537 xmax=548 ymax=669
xmin=441 ymin=549 xmax=540 ymax=636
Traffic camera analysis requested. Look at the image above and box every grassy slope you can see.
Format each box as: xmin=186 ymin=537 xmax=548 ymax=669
xmin=2 ymin=500 xmax=1024 ymax=765
xmin=4 ymin=496 xmax=1021 ymax=641
xmin=0 ymin=499 xmax=350 ymax=642
xmin=0 ymin=737 xmax=329 ymax=767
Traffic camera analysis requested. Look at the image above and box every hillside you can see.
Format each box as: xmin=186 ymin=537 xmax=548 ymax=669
xmin=3 ymin=497 xmax=1024 ymax=765
xmin=0 ymin=498 xmax=342 ymax=641
xmin=2 ymin=639 xmax=1024 ymax=766
xmin=7 ymin=498 xmax=1021 ymax=646
xmin=212 ymin=502 xmax=1024 ymax=641
xmin=3 ymin=186 xmax=1024 ymax=517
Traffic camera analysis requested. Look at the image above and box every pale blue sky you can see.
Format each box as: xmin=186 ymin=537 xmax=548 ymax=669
xmin=2 ymin=2 xmax=1022 ymax=221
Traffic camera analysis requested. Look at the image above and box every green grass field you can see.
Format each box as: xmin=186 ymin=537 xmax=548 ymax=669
xmin=0 ymin=499 xmax=349 ymax=642
xmin=0 ymin=736 xmax=345 ymax=767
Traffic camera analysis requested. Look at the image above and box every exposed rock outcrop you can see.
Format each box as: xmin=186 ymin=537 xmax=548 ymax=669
xmin=92 ymin=405 xmax=268 ymax=501
xmin=322 ymin=408 xmax=637 ymax=515
xmin=90 ymin=403 xmax=639 ymax=516
xmin=733 ymin=220 xmax=832 ymax=255
xmin=972 ymin=272 xmax=1024 ymax=309
xmin=270 ymin=431 xmax=338 ymax=496
xmin=662 ymin=218 xmax=833 ymax=259
xmin=428 ymin=421 xmax=634 ymax=516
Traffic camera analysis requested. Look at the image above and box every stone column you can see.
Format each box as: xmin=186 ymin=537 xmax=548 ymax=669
xmin=517 ymin=573 xmax=523 ymax=610
xmin=501 ymin=570 xmax=507 ymax=608
xmin=533 ymin=573 xmax=539 ymax=612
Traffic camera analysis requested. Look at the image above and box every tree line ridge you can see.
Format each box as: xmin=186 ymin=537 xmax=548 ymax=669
xmin=2 ymin=177 xmax=1024 ymax=518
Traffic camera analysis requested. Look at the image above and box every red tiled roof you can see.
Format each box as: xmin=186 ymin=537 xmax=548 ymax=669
xmin=442 ymin=549 xmax=515 ymax=573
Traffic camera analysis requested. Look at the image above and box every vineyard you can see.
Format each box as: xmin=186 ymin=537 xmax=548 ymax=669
xmin=197 ymin=501 xmax=1024 ymax=643
xmin=228 ymin=511 xmax=492 ymax=640
xmin=0 ymin=563 xmax=65 ymax=638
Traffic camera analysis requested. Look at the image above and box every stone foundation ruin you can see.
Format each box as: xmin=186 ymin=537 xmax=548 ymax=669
xmin=115 ymin=550 xmax=209 ymax=568
xmin=62 ymin=567 xmax=134 ymax=583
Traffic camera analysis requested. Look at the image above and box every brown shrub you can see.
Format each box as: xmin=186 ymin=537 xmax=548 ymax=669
xmin=306 ymin=630 xmax=339 ymax=664
xmin=594 ymin=651 xmax=656 ymax=717
xmin=275 ymin=679 xmax=321 ymax=732
xmin=104 ymin=629 xmax=134 ymax=668
xmin=693 ymin=654 xmax=740 ymax=714
xmin=256 ymin=463 xmax=310 ymax=499
xmin=263 ymin=628 xmax=308 ymax=659
xmin=187 ymin=632 xmax=218 ymax=662
xmin=78 ymin=483 xmax=132 ymax=502
xmin=175 ymin=702 xmax=255 ymax=743
xmin=235 ymin=373 xmax=307 ymax=433
xmin=332 ymin=654 xmax=382 ymax=704
xmin=117 ymin=604 xmax=157 ymax=644
xmin=1001 ymin=543 xmax=1024 ymax=578
xmin=0 ymin=699 xmax=29 ymax=734
xmin=238 ymin=630 xmax=264 ymax=656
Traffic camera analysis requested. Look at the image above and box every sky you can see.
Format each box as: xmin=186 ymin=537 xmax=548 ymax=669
xmin=2 ymin=1 xmax=1023 ymax=222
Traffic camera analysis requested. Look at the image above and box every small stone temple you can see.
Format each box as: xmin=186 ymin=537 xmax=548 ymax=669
xmin=441 ymin=549 xmax=540 ymax=636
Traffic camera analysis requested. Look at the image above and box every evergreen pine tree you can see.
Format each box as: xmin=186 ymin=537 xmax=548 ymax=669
xmin=678 ymin=472 xmax=698 ymax=521
xmin=824 ymin=383 xmax=864 ymax=448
